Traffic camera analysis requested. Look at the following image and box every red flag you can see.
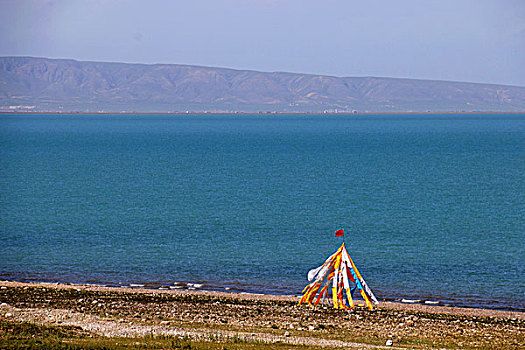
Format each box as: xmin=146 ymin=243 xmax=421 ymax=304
xmin=335 ymin=229 xmax=344 ymax=237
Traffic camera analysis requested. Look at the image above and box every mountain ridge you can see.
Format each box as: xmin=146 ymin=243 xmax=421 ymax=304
xmin=1 ymin=56 xmax=524 ymax=113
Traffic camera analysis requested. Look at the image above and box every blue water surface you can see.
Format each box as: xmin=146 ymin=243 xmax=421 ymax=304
xmin=0 ymin=113 xmax=524 ymax=310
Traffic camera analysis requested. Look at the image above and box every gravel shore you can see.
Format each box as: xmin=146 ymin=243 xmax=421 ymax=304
xmin=1 ymin=281 xmax=523 ymax=349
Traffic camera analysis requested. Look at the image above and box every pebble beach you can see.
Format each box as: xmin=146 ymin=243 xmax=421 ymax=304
xmin=1 ymin=281 xmax=523 ymax=349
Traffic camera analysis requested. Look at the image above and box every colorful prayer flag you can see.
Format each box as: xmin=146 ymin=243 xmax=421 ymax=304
xmin=299 ymin=242 xmax=378 ymax=310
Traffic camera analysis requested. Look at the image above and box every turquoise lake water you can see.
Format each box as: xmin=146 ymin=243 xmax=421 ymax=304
xmin=0 ymin=113 xmax=524 ymax=310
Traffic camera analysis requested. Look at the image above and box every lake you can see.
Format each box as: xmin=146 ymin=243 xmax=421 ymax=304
xmin=0 ymin=113 xmax=523 ymax=311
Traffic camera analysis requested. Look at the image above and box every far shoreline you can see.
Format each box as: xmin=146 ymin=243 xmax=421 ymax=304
xmin=1 ymin=111 xmax=524 ymax=116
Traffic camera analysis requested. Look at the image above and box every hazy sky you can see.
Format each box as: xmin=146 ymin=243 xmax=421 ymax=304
xmin=1 ymin=0 xmax=524 ymax=86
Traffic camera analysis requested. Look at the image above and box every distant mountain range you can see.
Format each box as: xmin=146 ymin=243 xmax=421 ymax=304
xmin=1 ymin=56 xmax=524 ymax=113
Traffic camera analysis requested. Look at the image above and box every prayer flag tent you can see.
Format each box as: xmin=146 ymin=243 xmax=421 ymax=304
xmin=299 ymin=242 xmax=379 ymax=310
